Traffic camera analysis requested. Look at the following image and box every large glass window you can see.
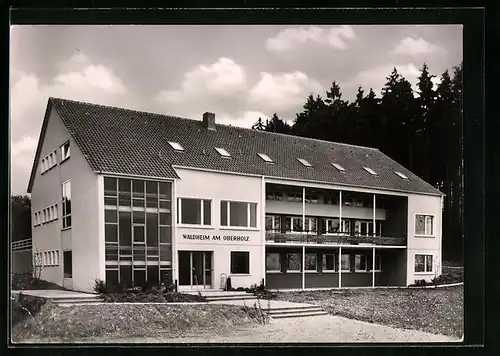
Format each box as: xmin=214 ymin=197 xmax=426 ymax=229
xmin=61 ymin=181 xmax=71 ymax=229
xmin=61 ymin=141 xmax=70 ymax=162
xmin=415 ymin=215 xmax=435 ymax=236
xmin=305 ymin=253 xmax=317 ymax=271
xmin=266 ymin=253 xmax=281 ymax=272
xmin=230 ymin=251 xmax=250 ymax=274
xmin=104 ymin=178 xmax=172 ymax=287
xmin=322 ymin=253 xmax=337 ymax=272
xmin=221 ymin=201 xmax=257 ymax=228
xmin=265 ymin=215 xmax=281 ymax=232
xmin=63 ymin=251 xmax=72 ymax=278
xmin=178 ymin=198 xmax=211 ymax=225
xmin=355 ymin=254 xmax=367 ymax=272
xmin=341 ymin=254 xmax=351 ymax=272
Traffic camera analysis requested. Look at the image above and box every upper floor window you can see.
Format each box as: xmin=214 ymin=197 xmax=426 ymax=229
xmin=257 ymin=153 xmax=273 ymax=163
xmin=62 ymin=181 xmax=71 ymax=229
xmin=331 ymin=163 xmax=346 ymax=172
xmin=177 ymin=198 xmax=211 ymax=226
xmin=363 ymin=167 xmax=378 ymax=176
xmin=61 ymin=141 xmax=70 ymax=162
xmin=215 ymin=147 xmax=231 ymax=157
xmin=354 ymin=220 xmax=383 ymax=236
xmin=221 ymin=201 xmax=257 ymax=228
xmin=285 ymin=216 xmax=317 ymax=234
xmin=394 ymin=171 xmax=409 ymax=180
xmin=265 ymin=215 xmax=281 ymax=232
xmin=415 ymin=214 xmax=434 ymax=236
xmin=297 ymin=158 xmax=312 ymax=167
xmin=40 ymin=150 xmax=58 ymax=174
xmin=168 ymin=141 xmax=184 ymax=151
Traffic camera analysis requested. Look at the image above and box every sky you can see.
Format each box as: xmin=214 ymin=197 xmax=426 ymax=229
xmin=10 ymin=25 xmax=462 ymax=195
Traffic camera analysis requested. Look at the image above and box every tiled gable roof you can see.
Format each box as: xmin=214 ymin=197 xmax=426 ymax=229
xmin=43 ymin=97 xmax=442 ymax=196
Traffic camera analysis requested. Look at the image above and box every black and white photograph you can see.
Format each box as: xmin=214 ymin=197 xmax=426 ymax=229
xmin=10 ymin=20 xmax=465 ymax=344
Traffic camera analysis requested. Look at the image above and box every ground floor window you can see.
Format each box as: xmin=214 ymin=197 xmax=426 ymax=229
xmin=341 ymin=254 xmax=351 ymax=272
xmin=287 ymin=253 xmax=302 ymax=272
xmin=63 ymin=251 xmax=72 ymax=278
xmin=355 ymin=254 xmax=368 ymax=272
xmin=415 ymin=254 xmax=433 ymax=273
xmin=305 ymin=253 xmax=317 ymax=271
xmin=266 ymin=253 xmax=281 ymax=272
xmin=322 ymin=253 xmax=337 ymax=272
xmin=231 ymin=251 xmax=250 ymax=274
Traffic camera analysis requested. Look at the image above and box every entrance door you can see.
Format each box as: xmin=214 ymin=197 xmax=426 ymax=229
xmin=178 ymin=251 xmax=213 ymax=288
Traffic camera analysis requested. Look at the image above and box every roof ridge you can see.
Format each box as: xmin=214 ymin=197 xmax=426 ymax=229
xmin=49 ymin=97 xmax=379 ymax=151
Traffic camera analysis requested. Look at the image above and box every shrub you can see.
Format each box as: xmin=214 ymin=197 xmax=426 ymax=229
xmin=241 ymin=298 xmax=269 ymax=325
xmin=93 ymin=279 xmax=108 ymax=294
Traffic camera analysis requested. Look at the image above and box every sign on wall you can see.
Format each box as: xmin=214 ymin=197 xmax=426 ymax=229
xmin=182 ymin=234 xmax=250 ymax=242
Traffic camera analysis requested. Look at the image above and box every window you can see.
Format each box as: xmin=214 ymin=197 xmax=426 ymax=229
xmin=63 ymin=251 xmax=72 ymax=278
xmin=168 ymin=141 xmax=184 ymax=151
xmin=394 ymin=171 xmax=409 ymax=180
xmin=257 ymin=153 xmax=273 ymax=162
xmin=322 ymin=254 xmax=337 ymax=272
xmin=266 ymin=253 xmax=281 ymax=272
xmin=415 ymin=254 xmax=433 ymax=273
xmin=221 ymin=201 xmax=257 ymax=228
xmin=61 ymin=141 xmax=70 ymax=162
xmin=287 ymin=253 xmax=302 ymax=272
xmin=231 ymin=251 xmax=250 ymax=274
xmin=40 ymin=149 xmax=58 ymax=173
xmin=62 ymin=181 xmax=71 ymax=229
xmin=363 ymin=167 xmax=378 ymax=175
xmin=177 ymin=198 xmax=211 ymax=225
xmin=325 ymin=195 xmax=338 ymax=205
xmin=341 ymin=254 xmax=351 ymax=272
xmin=297 ymin=158 xmax=312 ymax=167
xmin=266 ymin=192 xmax=282 ymax=201
xmin=355 ymin=254 xmax=368 ymax=272
xmin=305 ymin=253 xmax=317 ymax=272
xmin=265 ymin=215 xmax=281 ymax=232
xmin=331 ymin=163 xmax=346 ymax=171
xmin=215 ymin=147 xmax=231 ymax=157
xmin=371 ymin=254 xmax=382 ymax=272
xmin=415 ymin=215 xmax=434 ymax=236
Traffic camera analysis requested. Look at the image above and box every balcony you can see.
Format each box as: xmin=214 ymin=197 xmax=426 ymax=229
xmin=265 ymin=231 xmax=406 ymax=246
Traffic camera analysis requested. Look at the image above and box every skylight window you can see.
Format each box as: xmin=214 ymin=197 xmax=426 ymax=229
xmin=215 ymin=147 xmax=231 ymax=157
xmin=297 ymin=158 xmax=312 ymax=167
xmin=168 ymin=142 xmax=184 ymax=151
xmin=363 ymin=167 xmax=378 ymax=175
xmin=394 ymin=171 xmax=409 ymax=180
xmin=257 ymin=153 xmax=273 ymax=163
xmin=331 ymin=163 xmax=346 ymax=172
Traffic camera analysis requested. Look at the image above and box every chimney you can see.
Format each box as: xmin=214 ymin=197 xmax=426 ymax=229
xmin=203 ymin=112 xmax=216 ymax=131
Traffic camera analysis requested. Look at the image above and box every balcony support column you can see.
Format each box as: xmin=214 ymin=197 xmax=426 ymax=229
xmin=302 ymin=245 xmax=305 ymax=290
xmin=302 ymin=187 xmax=306 ymax=238
xmin=372 ymin=247 xmax=376 ymax=288
xmin=338 ymin=246 xmax=342 ymax=289
xmin=373 ymin=194 xmax=376 ymax=238
xmin=339 ymin=191 xmax=343 ymax=234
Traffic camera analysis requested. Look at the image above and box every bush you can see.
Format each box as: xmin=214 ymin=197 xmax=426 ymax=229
xmin=93 ymin=279 xmax=108 ymax=294
xmin=241 ymin=298 xmax=269 ymax=325
xmin=11 ymin=273 xmax=65 ymax=291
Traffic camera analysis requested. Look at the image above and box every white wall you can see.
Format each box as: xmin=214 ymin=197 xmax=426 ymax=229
xmin=31 ymin=108 xmax=101 ymax=292
xmin=406 ymin=194 xmax=443 ymax=285
xmin=174 ymin=168 xmax=264 ymax=289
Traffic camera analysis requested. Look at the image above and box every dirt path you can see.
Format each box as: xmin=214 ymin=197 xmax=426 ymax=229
xmin=16 ymin=315 xmax=460 ymax=344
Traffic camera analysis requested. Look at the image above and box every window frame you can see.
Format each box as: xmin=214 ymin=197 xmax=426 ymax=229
xmin=257 ymin=153 xmax=273 ymax=163
xmin=220 ymin=200 xmax=258 ymax=229
xmin=394 ymin=171 xmax=409 ymax=180
xmin=214 ymin=147 xmax=231 ymax=157
xmin=61 ymin=180 xmax=72 ymax=229
xmin=363 ymin=167 xmax=378 ymax=175
xmin=297 ymin=158 xmax=312 ymax=167
xmin=168 ymin=141 xmax=184 ymax=151
xmin=230 ymin=251 xmax=250 ymax=275
xmin=266 ymin=252 xmax=281 ymax=273
xmin=322 ymin=253 xmax=337 ymax=273
xmin=331 ymin=162 xmax=346 ymax=172
xmin=305 ymin=253 xmax=318 ymax=272
xmin=414 ymin=254 xmax=434 ymax=274
xmin=355 ymin=254 xmax=368 ymax=272
xmin=177 ymin=197 xmax=212 ymax=227
xmin=414 ymin=214 xmax=436 ymax=237
xmin=265 ymin=215 xmax=281 ymax=232
xmin=340 ymin=253 xmax=351 ymax=272
xmin=286 ymin=253 xmax=302 ymax=273
xmin=60 ymin=141 xmax=70 ymax=163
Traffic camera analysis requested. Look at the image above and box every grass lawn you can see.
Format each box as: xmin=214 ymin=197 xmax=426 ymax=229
xmin=12 ymin=301 xmax=262 ymax=343
xmin=274 ymin=285 xmax=463 ymax=338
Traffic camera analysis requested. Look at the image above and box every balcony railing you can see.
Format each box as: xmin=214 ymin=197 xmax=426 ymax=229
xmin=265 ymin=231 xmax=406 ymax=246
xmin=11 ymin=238 xmax=32 ymax=252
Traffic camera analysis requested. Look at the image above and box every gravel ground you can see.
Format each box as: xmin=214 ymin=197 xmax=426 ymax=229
xmin=17 ymin=315 xmax=460 ymax=344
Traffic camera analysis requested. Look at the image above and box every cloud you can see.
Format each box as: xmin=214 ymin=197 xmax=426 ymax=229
xmin=217 ymin=111 xmax=271 ymax=128
xmin=10 ymin=52 xmax=129 ymax=194
xmin=393 ymin=37 xmax=446 ymax=56
xmin=249 ymin=71 xmax=323 ymax=112
xmin=155 ymin=57 xmax=246 ymax=104
xmin=266 ymin=25 xmax=356 ymax=51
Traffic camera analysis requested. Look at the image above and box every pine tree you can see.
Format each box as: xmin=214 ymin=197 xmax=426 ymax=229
xmin=252 ymin=117 xmax=265 ymax=130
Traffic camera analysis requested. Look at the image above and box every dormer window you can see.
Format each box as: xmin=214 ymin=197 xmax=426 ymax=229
xmin=61 ymin=141 xmax=70 ymax=162
xmin=331 ymin=163 xmax=346 ymax=171
xmin=257 ymin=153 xmax=273 ymax=163
xmin=297 ymin=158 xmax=312 ymax=167
xmin=215 ymin=147 xmax=231 ymax=157
xmin=168 ymin=141 xmax=184 ymax=151
xmin=363 ymin=167 xmax=378 ymax=175
xmin=394 ymin=171 xmax=409 ymax=180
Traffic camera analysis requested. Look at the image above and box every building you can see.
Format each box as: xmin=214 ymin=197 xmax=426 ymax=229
xmin=27 ymin=98 xmax=444 ymax=292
